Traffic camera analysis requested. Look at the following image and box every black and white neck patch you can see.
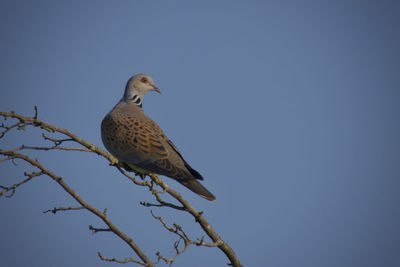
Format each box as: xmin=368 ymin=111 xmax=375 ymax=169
xmin=129 ymin=94 xmax=142 ymax=108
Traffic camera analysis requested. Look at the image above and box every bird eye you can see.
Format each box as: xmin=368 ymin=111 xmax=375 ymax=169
xmin=140 ymin=77 xmax=148 ymax=83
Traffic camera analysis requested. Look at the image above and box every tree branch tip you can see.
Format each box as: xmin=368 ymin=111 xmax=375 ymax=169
xmin=140 ymin=201 xmax=153 ymax=208
xmin=34 ymin=106 xmax=38 ymax=119
xmin=89 ymin=225 xmax=112 ymax=234
xmin=43 ymin=206 xmax=85 ymax=214
xmin=98 ymin=252 xmax=146 ymax=265
xmin=196 ymin=237 xmax=205 ymax=246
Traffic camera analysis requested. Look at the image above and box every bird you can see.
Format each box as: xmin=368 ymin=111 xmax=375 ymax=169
xmin=101 ymin=74 xmax=216 ymax=201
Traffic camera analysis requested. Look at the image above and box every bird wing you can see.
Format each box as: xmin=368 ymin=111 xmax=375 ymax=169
xmin=113 ymin=113 xmax=192 ymax=180
xmin=102 ymin=106 xmax=215 ymax=201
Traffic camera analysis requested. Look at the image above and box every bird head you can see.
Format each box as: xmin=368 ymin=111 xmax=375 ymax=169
xmin=123 ymin=74 xmax=161 ymax=101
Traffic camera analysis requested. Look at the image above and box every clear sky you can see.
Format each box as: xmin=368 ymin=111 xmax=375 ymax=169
xmin=1 ymin=1 xmax=400 ymax=266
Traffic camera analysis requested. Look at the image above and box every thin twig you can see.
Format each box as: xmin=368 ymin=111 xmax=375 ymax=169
xmin=21 ymin=145 xmax=91 ymax=152
xmin=42 ymin=133 xmax=74 ymax=145
xmin=89 ymin=225 xmax=112 ymax=234
xmin=150 ymin=210 xmax=221 ymax=265
xmin=43 ymin=206 xmax=85 ymax=214
xmin=97 ymin=252 xmax=149 ymax=266
xmin=0 ymin=170 xmax=44 ymax=198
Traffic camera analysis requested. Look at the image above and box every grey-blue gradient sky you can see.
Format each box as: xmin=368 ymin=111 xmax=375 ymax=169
xmin=1 ymin=1 xmax=399 ymax=266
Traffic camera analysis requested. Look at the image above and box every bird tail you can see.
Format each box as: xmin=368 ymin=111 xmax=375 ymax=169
xmin=180 ymin=179 xmax=216 ymax=201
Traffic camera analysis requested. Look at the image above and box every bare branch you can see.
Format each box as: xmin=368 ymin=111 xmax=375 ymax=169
xmin=115 ymin=166 xmax=150 ymax=187
xmin=0 ymin=150 xmax=155 ymax=267
xmin=139 ymin=201 xmax=184 ymax=210
xmin=0 ymin=110 xmax=118 ymax=164
xmin=89 ymin=225 xmax=112 ymax=234
xmin=33 ymin=105 xmax=38 ymax=119
xmin=1 ymin=170 xmax=44 ymax=198
xmin=151 ymin=211 xmax=190 ymax=265
xmin=145 ymin=173 xmax=240 ymax=266
xmin=0 ymin=121 xmax=22 ymax=138
xmin=0 ymin=108 xmax=242 ymax=267
xmin=41 ymin=133 xmax=74 ymax=146
xmin=43 ymin=206 xmax=85 ymax=214
xmin=97 ymin=252 xmax=149 ymax=266
xmin=150 ymin=210 xmax=222 ymax=265
xmin=115 ymin=167 xmax=186 ymax=211
xmin=21 ymin=144 xmax=92 ymax=152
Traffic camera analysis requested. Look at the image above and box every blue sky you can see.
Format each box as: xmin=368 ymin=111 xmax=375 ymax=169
xmin=1 ymin=1 xmax=400 ymax=266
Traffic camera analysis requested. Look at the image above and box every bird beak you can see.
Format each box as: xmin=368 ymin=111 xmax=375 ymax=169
xmin=151 ymin=84 xmax=162 ymax=94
